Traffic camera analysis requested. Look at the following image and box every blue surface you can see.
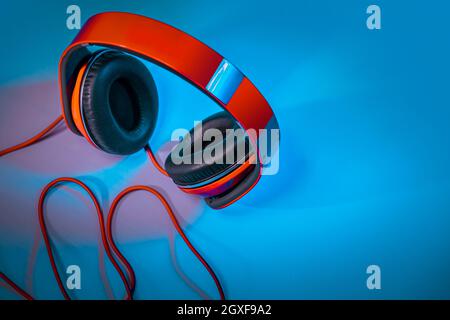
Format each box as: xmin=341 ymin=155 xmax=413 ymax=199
xmin=1 ymin=0 xmax=450 ymax=299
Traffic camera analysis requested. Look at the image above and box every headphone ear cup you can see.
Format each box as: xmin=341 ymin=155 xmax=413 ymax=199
xmin=164 ymin=111 xmax=255 ymax=198
xmin=77 ymin=50 xmax=158 ymax=155
xmin=204 ymin=163 xmax=260 ymax=209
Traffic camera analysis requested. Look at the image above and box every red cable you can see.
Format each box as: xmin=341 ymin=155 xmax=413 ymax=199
xmin=106 ymin=185 xmax=226 ymax=300
xmin=144 ymin=144 xmax=170 ymax=177
xmin=0 ymin=116 xmax=64 ymax=299
xmin=0 ymin=115 xmax=226 ymax=300
xmin=38 ymin=177 xmax=134 ymax=300
xmin=0 ymin=272 xmax=34 ymax=300
xmin=0 ymin=115 xmax=63 ymax=157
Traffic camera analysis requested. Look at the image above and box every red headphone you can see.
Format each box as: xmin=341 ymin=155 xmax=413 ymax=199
xmin=0 ymin=12 xmax=280 ymax=300
xmin=59 ymin=12 xmax=279 ymax=209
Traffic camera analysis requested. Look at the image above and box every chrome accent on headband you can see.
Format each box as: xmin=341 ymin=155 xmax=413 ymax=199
xmin=206 ymin=59 xmax=244 ymax=104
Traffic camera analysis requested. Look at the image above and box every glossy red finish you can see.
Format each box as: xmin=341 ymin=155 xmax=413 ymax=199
xmin=70 ymin=62 xmax=97 ymax=147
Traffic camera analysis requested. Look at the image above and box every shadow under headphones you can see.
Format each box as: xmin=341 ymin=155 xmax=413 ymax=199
xmin=59 ymin=12 xmax=279 ymax=209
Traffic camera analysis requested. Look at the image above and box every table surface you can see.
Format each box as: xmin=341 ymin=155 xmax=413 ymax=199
xmin=1 ymin=0 xmax=450 ymax=299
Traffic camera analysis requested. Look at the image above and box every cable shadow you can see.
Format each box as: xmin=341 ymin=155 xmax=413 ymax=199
xmin=167 ymin=231 xmax=211 ymax=300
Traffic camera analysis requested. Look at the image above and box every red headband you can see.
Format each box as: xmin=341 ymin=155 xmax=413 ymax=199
xmin=59 ymin=12 xmax=279 ymax=197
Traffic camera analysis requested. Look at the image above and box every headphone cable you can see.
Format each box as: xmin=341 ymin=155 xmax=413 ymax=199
xmin=0 ymin=115 xmax=225 ymax=300
xmin=0 ymin=115 xmax=64 ymax=157
xmin=38 ymin=177 xmax=134 ymax=300
xmin=0 ymin=272 xmax=34 ymax=300
xmin=107 ymin=183 xmax=225 ymax=300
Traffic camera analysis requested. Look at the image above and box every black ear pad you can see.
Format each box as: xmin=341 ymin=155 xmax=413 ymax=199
xmin=164 ymin=111 xmax=253 ymax=187
xmin=81 ymin=50 xmax=158 ymax=155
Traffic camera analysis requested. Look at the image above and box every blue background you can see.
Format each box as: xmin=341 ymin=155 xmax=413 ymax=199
xmin=1 ymin=0 xmax=450 ymax=299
